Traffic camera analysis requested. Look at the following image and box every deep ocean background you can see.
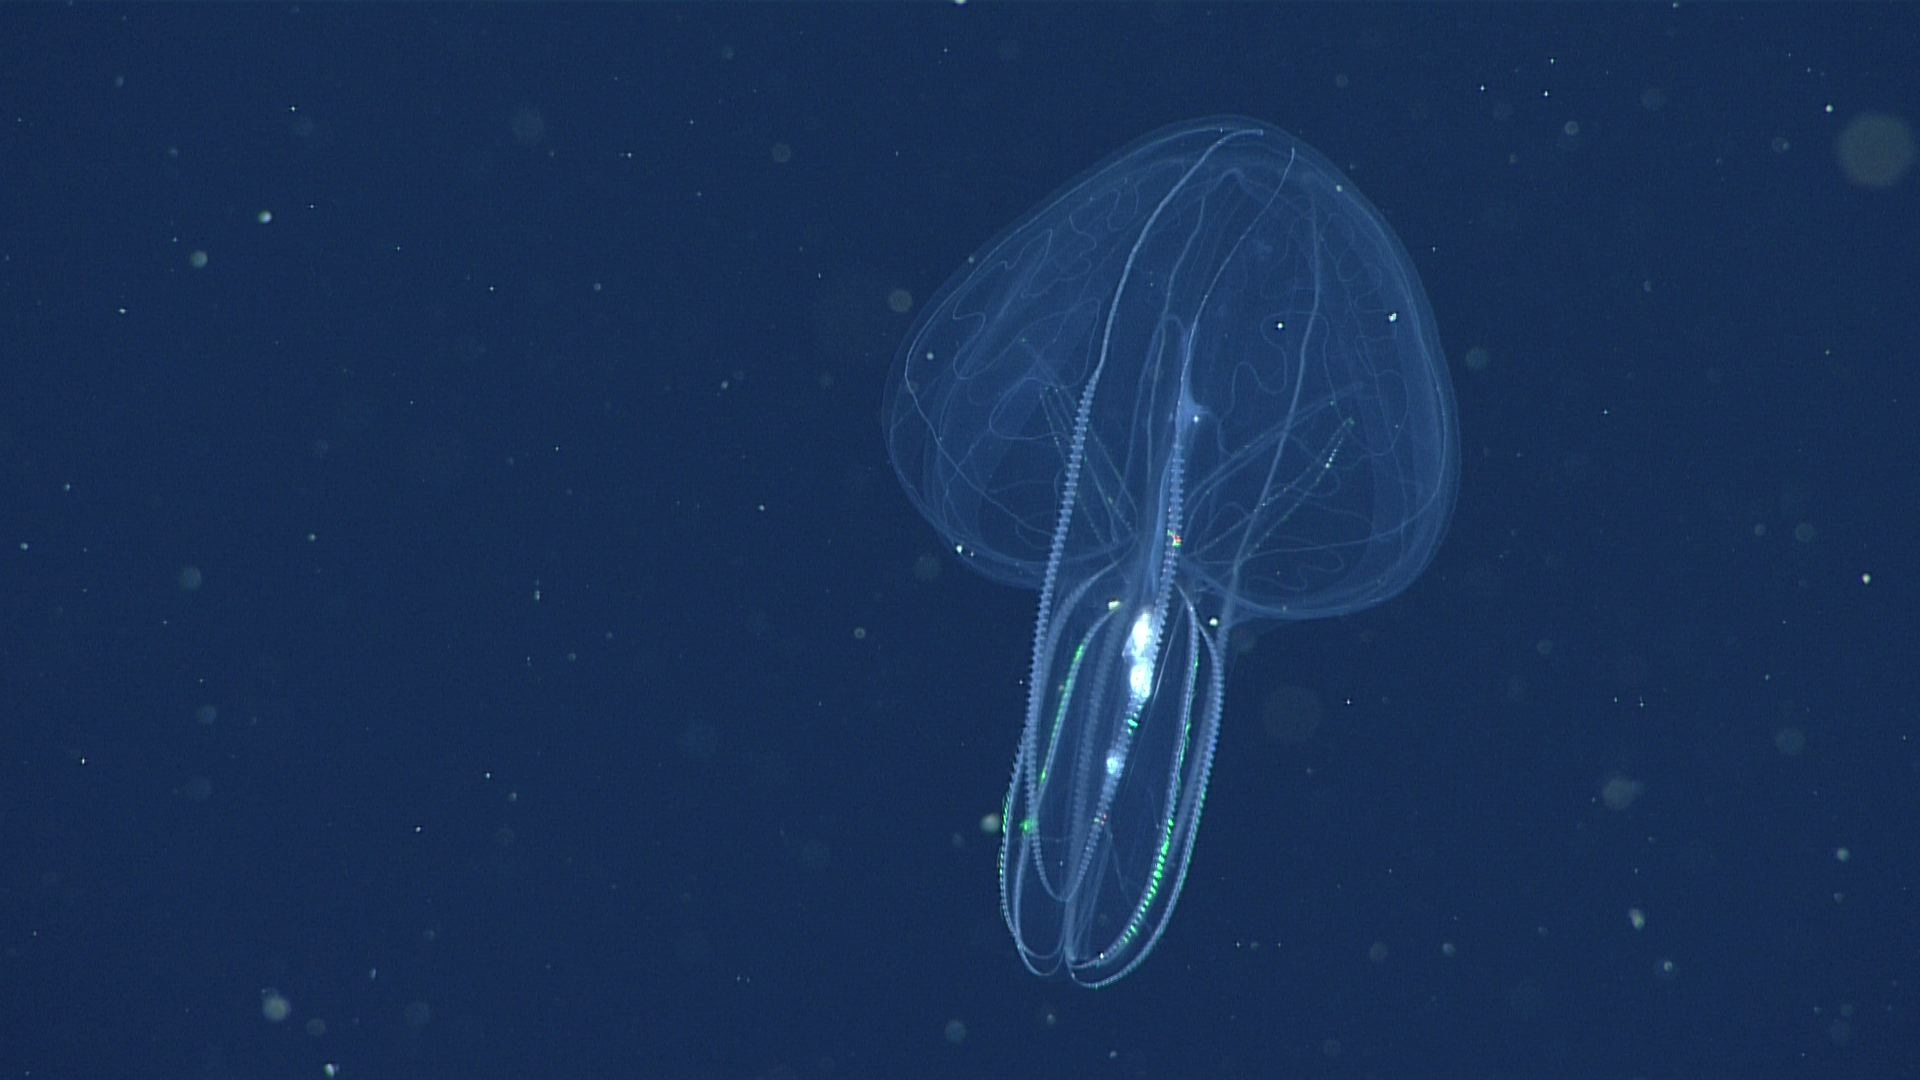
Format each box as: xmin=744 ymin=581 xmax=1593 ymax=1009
xmin=3 ymin=6 xmax=1917 ymax=1079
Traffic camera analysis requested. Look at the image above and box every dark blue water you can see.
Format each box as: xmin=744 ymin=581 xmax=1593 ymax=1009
xmin=3 ymin=6 xmax=1915 ymax=1079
